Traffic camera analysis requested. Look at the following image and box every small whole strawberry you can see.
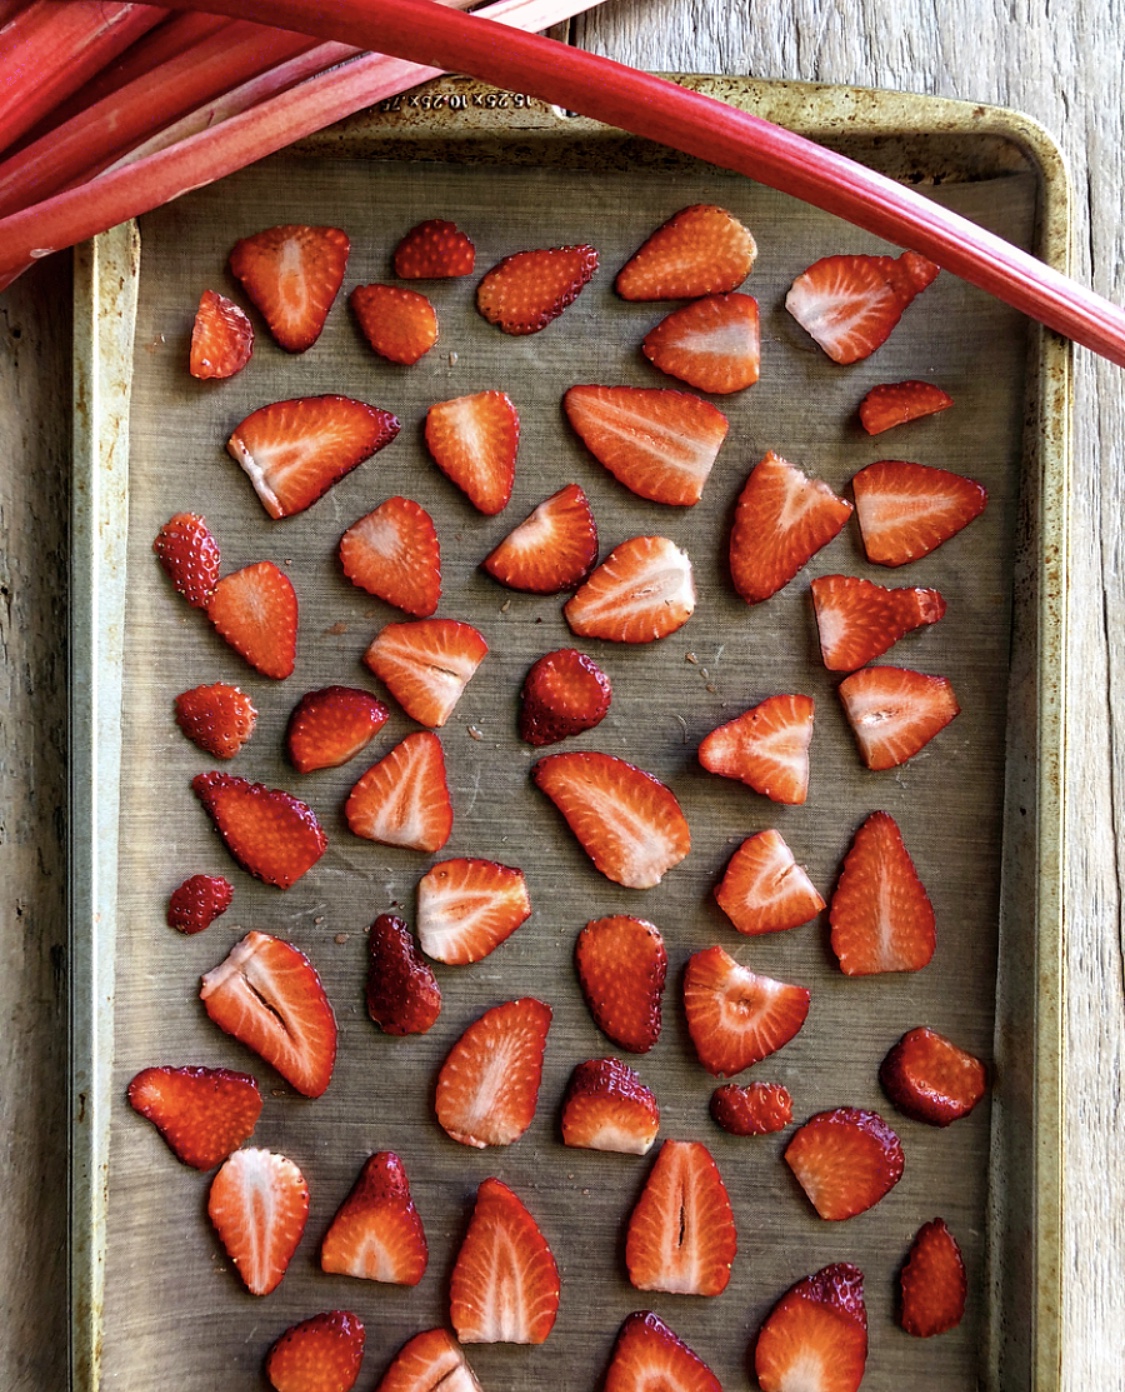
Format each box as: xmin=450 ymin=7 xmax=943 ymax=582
xmin=174 ymin=682 xmax=257 ymax=759
xmin=366 ymin=913 xmax=442 ymax=1036
xmin=266 ymin=1311 xmax=365 ymax=1392
xmin=518 ymin=648 xmax=611 ymax=746
xmin=166 ymin=873 xmax=233 ymax=934
xmin=153 ymin=512 xmax=221 ymax=609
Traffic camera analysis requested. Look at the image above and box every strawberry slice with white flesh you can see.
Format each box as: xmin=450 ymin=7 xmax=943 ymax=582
xmin=192 ymin=771 xmax=326 ymax=888
xmin=416 ymin=857 xmax=531 ymax=965
xmin=755 ymin=1263 xmax=868 ymax=1392
xmin=207 ymin=1147 xmax=309 ymax=1297
xmin=615 ymin=204 xmax=757 ymax=300
xmin=450 ymin=1177 xmax=560 ymax=1343
xmin=560 ymin=1057 xmax=660 ymax=1155
xmin=206 ymin=560 xmax=298 ymax=680
xmin=697 ymin=693 xmax=814 ymax=805
xmin=683 ymin=945 xmax=810 ymax=1077
xmin=532 ymin=750 xmax=691 ymax=888
xmin=339 ymin=496 xmax=442 ymax=618
xmin=714 ymin=828 xmax=826 ymax=935
xmin=201 ymin=930 xmax=337 ymax=1097
xmin=481 ymin=483 xmax=598 ymax=594
xmin=641 ymin=293 xmax=761 ymax=394
xmin=564 ymin=535 xmax=695 ymax=644
xmin=345 ymin=731 xmax=453 ymax=854
xmin=575 ymin=914 xmax=667 ymax=1053
xmin=837 ymin=665 xmax=959 ymax=769
xmin=604 ymin=1311 xmax=722 ymax=1392
xmin=320 ymin=1151 xmax=428 ymax=1286
xmin=784 ymin=1107 xmax=905 ymax=1220
xmin=625 ymin=1138 xmax=736 ymax=1297
xmin=363 ymin=618 xmax=488 ymax=728
xmin=852 ymin=458 xmax=988 ymax=566
xmin=374 ymin=1329 xmax=483 ymax=1392
xmin=829 ymin=810 xmax=936 ymax=975
xmin=435 ymin=997 xmax=552 ymax=1148
xmin=424 ymin=390 xmax=519 ymax=515
xmin=228 ymin=222 xmax=349 ymax=353
xmin=785 ymin=250 xmax=939 ymax=363
xmin=563 ymin=385 xmax=729 ymax=506
xmin=811 ymin=573 xmax=946 ymax=671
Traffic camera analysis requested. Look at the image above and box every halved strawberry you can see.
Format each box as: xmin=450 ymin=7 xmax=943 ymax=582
xmin=852 ymin=458 xmax=988 ymax=566
xmin=127 ymin=1064 xmax=261 ymax=1169
xmin=345 ymin=732 xmax=453 ymax=854
xmin=416 ymin=857 xmax=531 ymax=964
xmin=320 ymin=1152 xmax=428 ymax=1286
xmin=625 ymin=1138 xmax=736 ymax=1296
xmin=642 ymin=293 xmax=761 ymax=393
xmin=450 ymin=1178 xmax=560 ymax=1343
xmin=616 ymin=204 xmax=757 ymax=300
xmin=811 ymin=574 xmax=946 ymax=671
xmin=710 ymin=1081 xmax=793 ymax=1136
xmin=286 ymin=686 xmax=389 ymax=773
xmin=166 ymin=872 xmax=233 ymax=935
xmin=785 ymin=250 xmax=939 ymax=363
xmin=830 ymin=811 xmax=936 ymax=975
xmin=683 ymin=945 xmax=810 ymax=1077
xmin=564 ymin=536 xmax=695 ymax=643
xmin=729 ymin=451 xmax=852 ymax=604
xmin=784 ymin=1107 xmax=905 ymax=1219
xmin=879 ymin=1026 xmax=987 ymax=1125
xmin=339 ymin=496 xmax=442 ymax=618
xmin=393 ymin=218 xmax=476 ymax=279
xmin=697 ymin=693 xmax=815 ymax=805
xmin=604 ymin=1311 xmax=721 ymax=1392
xmin=518 ymin=647 xmax=611 ymax=746
xmin=858 ymin=379 xmax=954 ymax=434
xmin=714 ymin=829 xmax=825 ymax=935
xmin=563 ymin=385 xmax=729 ymax=506
xmin=481 ymin=483 xmax=598 ymax=593
xmin=228 ymin=223 xmax=349 ymax=352
xmin=837 ymin=665 xmax=959 ymax=769
xmin=350 ymin=283 xmax=439 ymax=365
xmin=533 ymin=750 xmax=691 ymax=888
xmin=373 ymin=1329 xmax=482 ymax=1392
xmin=560 ymin=1057 xmax=660 ymax=1155
xmin=174 ymin=682 xmax=257 ymax=759
xmin=153 ymin=512 xmax=220 ymax=609
xmin=435 ymin=997 xmax=552 ymax=1148
xmin=899 ymin=1218 xmax=967 ymax=1337
xmin=192 ymin=771 xmax=326 ymax=889
xmin=363 ymin=617 xmax=488 ymax=728
xmin=200 ymin=929 xmax=337 ymax=1096
xmin=206 ymin=561 xmax=298 ymax=680
xmin=366 ymin=913 xmax=442 ymax=1036
xmin=208 ymin=1147 xmax=309 ymax=1296
xmin=575 ymin=914 xmax=666 ymax=1053
xmin=476 ymin=244 xmax=598 ymax=335
xmin=424 ymin=391 xmax=519 ymax=515
xmin=265 ymin=1310 xmax=365 ymax=1392
xmin=755 ymin=1263 xmax=867 ymax=1392
xmin=227 ymin=395 xmax=400 ymax=520
xmin=189 ymin=288 xmax=253 ymax=380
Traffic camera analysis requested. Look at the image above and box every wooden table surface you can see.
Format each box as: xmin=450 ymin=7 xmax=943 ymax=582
xmin=1 ymin=1 xmax=1121 ymax=1387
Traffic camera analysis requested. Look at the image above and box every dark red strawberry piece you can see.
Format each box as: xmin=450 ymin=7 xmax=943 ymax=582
xmin=208 ymin=1147 xmax=309 ymax=1296
xmin=880 ymin=1026 xmax=987 ymax=1125
xmin=576 ymin=915 xmax=666 ymax=1053
xmin=153 ymin=512 xmax=220 ymax=609
xmin=518 ymin=648 xmax=611 ymax=746
xmin=435 ymin=997 xmax=552 ymax=1148
xmin=710 ymin=1081 xmax=793 ymax=1136
xmin=683 ymin=944 xmax=810 ymax=1077
xmin=345 ymin=732 xmax=453 ymax=854
xmin=616 ymin=204 xmax=757 ymax=300
xmin=189 ymin=288 xmax=253 ymax=380
xmin=476 ymin=244 xmax=598 ymax=335
xmin=625 ymin=1138 xmax=736 ymax=1296
xmin=424 ymin=390 xmax=519 ymax=515
xmin=564 ymin=536 xmax=695 ymax=643
xmin=286 ymin=686 xmax=389 ymax=773
xmin=642 ymin=292 xmax=761 ymax=393
xmin=811 ymin=573 xmax=946 ymax=671
xmin=785 ymin=250 xmax=939 ymax=363
xmin=365 ymin=913 xmax=442 ymax=1037
xmin=697 ymin=693 xmax=814 ymax=805
xmin=350 ymin=283 xmax=438 ymax=365
xmin=714 ymin=829 xmax=824 ymax=936
xmin=206 ymin=561 xmax=298 ymax=680
xmin=416 ymin=857 xmax=531 ymax=964
xmin=339 ymin=496 xmax=442 ymax=617
xmin=858 ymin=379 xmax=953 ymax=434
xmin=852 ymin=458 xmax=988 ymax=566
xmin=604 ymin=1310 xmax=721 ymax=1392
xmin=755 ymin=1263 xmax=867 ymax=1392
xmin=265 ymin=1310 xmax=365 ymax=1392
xmin=363 ymin=618 xmax=488 ymax=728
xmin=785 ymin=1107 xmax=904 ymax=1219
xmin=837 ymin=665 xmax=959 ymax=769
xmin=127 ymin=1064 xmax=261 ymax=1169
xmin=166 ymin=872 xmax=233 ymax=935
xmin=192 ymin=771 xmax=326 ymax=889
xmin=560 ymin=1057 xmax=660 ymax=1155
xmin=228 ymin=223 xmax=349 ymax=352
xmin=393 ymin=218 xmax=476 ymax=279
xmin=373 ymin=1328 xmax=482 ymax=1392
xmin=899 ymin=1218 xmax=967 ymax=1337
xmin=830 ymin=811 xmax=935 ymax=974
xmin=174 ymin=682 xmax=257 ymax=759
xmin=320 ymin=1152 xmax=428 ymax=1286
xmin=482 ymin=483 xmax=598 ymax=593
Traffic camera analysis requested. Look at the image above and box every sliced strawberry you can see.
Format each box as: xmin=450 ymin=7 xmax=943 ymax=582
xmin=208 ymin=1147 xmax=309 ymax=1296
xmin=642 ymin=293 xmax=761 ymax=393
xmin=416 ymin=857 xmax=531 ymax=964
xmin=714 ymin=829 xmax=825 ymax=936
xmin=811 ymin=573 xmax=946 ymax=671
xmin=729 ymin=451 xmax=852 ymax=604
xmin=604 ymin=1310 xmax=722 ymax=1392
xmin=683 ymin=945 xmax=810 ymax=1077
xmin=174 ymin=682 xmax=257 ymax=759
xmin=533 ymin=750 xmax=691 ymax=888
xmin=481 ymin=483 xmax=598 ymax=593
xmin=153 ymin=511 xmax=220 ymax=609
xmin=350 ymin=283 xmax=439 ymax=365
xmin=434 ymin=997 xmax=552 ymax=1148
xmin=227 ymin=395 xmax=400 ymax=520
xmin=393 ymin=218 xmax=476 ymax=279
xmin=564 ymin=535 xmax=695 ymax=643
xmin=879 ymin=1026 xmax=987 ymax=1125
xmin=518 ymin=647 xmax=611 ymax=746
xmin=450 ymin=1177 xmax=560 ymax=1343
xmin=575 ymin=914 xmax=666 ymax=1053
xmin=785 ymin=250 xmax=939 ymax=363
xmin=625 ymin=1138 xmax=736 ymax=1296
xmin=899 ymin=1218 xmax=967 ymax=1337
xmin=206 ymin=561 xmax=298 ymax=680
xmin=375 ymin=1330 xmax=482 ymax=1392
xmin=228 ymin=223 xmax=349 ymax=352
xmin=697 ymin=693 xmax=814 ymax=805
xmin=320 ymin=1152 xmax=428 ymax=1286
xmin=784 ymin=1107 xmax=905 ymax=1219
xmin=200 ymin=929 xmax=337 ymax=1097
xmin=192 ymin=771 xmax=326 ymax=889
xmin=189 ymin=288 xmax=253 ymax=380
xmin=345 ymin=732 xmax=453 ymax=854
xmin=363 ymin=617 xmax=488 ymax=728
xmin=858 ymin=379 xmax=954 ymax=434
xmin=755 ymin=1263 xmax=867 ymax=1392
xmin=830 ymin=811 xmax=936 ymax=975
xmin=615 ymin=204 xmax=757 ymax=300
xmin=424 ymin=391 xmax=519 ymax=515
xmin=476 ymin=243 xmax=598 ymax=335
xmin=286 ymin=686 xmax=389 ymax=773
xmin=852 ymin=458 xmax=988 ymax=566
xmin=265 ymin=1310 xmax=365 ymax=1392
xmin=710 ymin=1081 xmax=793 ymax=1136
xmin=127 ymin=1064 xmax=261 ymax=1169
xmin=563 ymin=385 xmax=729 ymax=506
xmin=837 ymin=665 xmax=959 ymax=769
xmin=166 ymin=872 xmax=233 ymax=935
xmin=560 ymin=1057 xmax=660 ymax=1155
xmin=339 ymin=496 xmax=442 ymax=617
xmin=366 ymin=913 xmax=442 ymax=1036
